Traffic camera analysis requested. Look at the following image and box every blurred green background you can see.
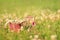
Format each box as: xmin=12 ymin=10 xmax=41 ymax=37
xmin=0 ymin=0 xmax=60 ymax=13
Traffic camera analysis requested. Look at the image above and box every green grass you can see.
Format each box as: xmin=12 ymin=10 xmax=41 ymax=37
xmin=0 ymin=0 xmax=60 ymax=40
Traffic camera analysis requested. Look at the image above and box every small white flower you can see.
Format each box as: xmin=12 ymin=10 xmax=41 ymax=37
xmin=51 ymin=35 xmax=57 ymax=40
xmin=0 ymin=19 xmax=3 ymax=23
xmin=20 ymin=26 xmax=24 ymax=31
xmin=5 ymin=19 xmax=13 ymax=27
xmin=57 ymin=9 xmax=60 ymax=13
xmin=29 ymin=35 xmax=33 ymax=38
xmin=38 ymin=39 xmax=41 ymax=40
xmin=40 ymin=16 xmax=44 ymax=21
xmin=27 ymin=29 xmax=30 ymax=32
xmin=47 ymin=24 xmax=51 ymax=28
xmin=34 ymin=35 xmax=39 ymax=39
xmin=32 ymin=38 xmax=36 ymax=40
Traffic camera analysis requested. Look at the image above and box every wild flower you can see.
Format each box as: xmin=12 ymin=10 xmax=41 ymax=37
xmin=31 ymin=35 xmax=39 ymax=40
xmin=48 ymin=14 xmax=56 ymax=22
xmin=51 ymin=34 xmax=57 ymax=40
xmin=57 ymin=9 xmax=60 ymax=13
xmin=34 ymin=35 xmax=39 ymax=39
xmin=5 ymin=19 xmax=21 ymax=32
xmin=5 ymin=15 xmax=36 ymax=32
xmin=29 ymin=35 xmax=33 ymax=38
xmin=0 ymin=19 xmax=3 ymax=23
xmin=8 ymin=22 xmax=21 ymax=32
xmin=25 ymin=16 xmax=36 ymax=26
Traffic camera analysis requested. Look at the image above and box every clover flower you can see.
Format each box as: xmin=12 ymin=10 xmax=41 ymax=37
xmin=25 ymin=16 xmax=36 ymax=26
xmin=5 ymin=19 xmax=22 ymax=32
xmin=8 ymin=22 xmax=21 ymax=32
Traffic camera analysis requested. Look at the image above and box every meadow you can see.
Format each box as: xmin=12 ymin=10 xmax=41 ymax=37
xmin=0 ymin=0 xmax=60 ymax=40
